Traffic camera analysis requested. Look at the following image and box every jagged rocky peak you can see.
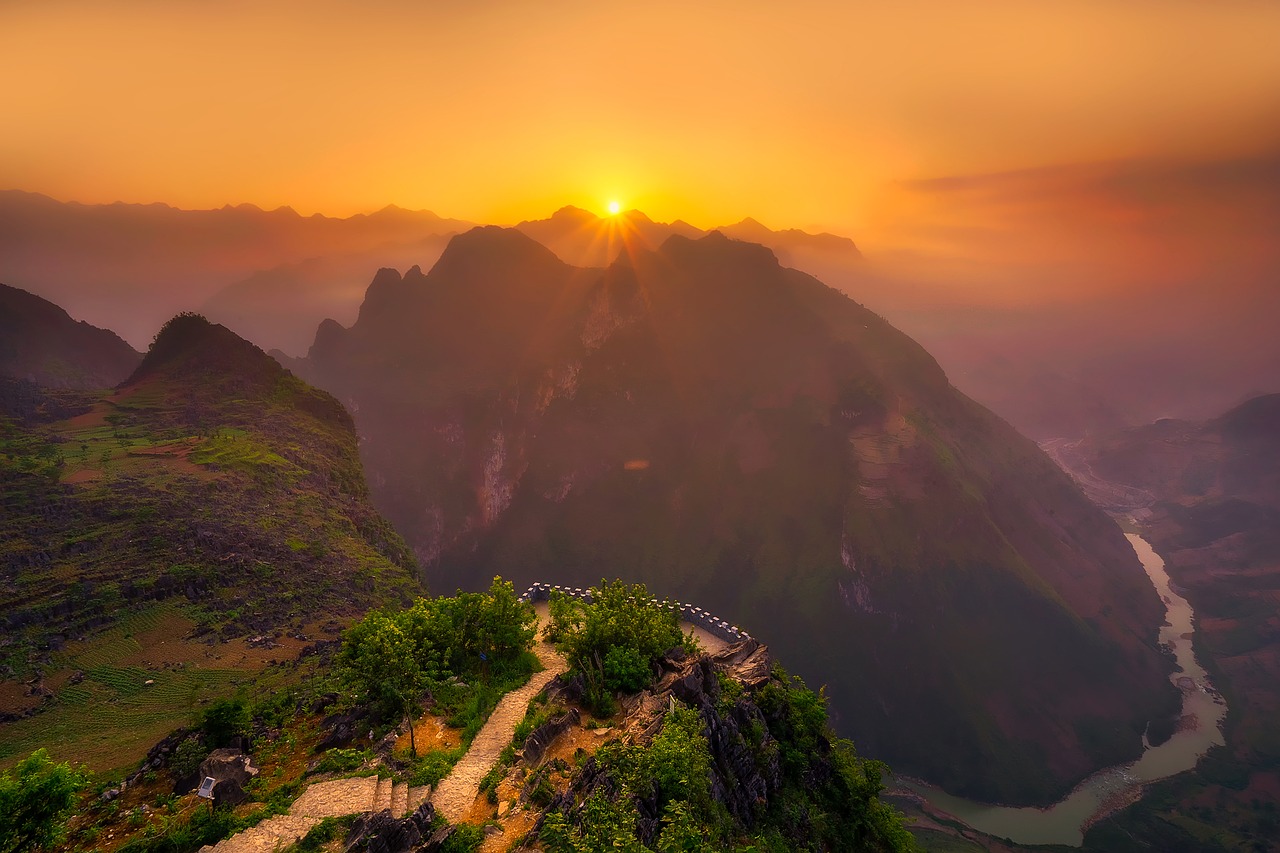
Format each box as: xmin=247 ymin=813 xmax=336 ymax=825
xmin=298 ymin=218 xmax=1178 ymax=805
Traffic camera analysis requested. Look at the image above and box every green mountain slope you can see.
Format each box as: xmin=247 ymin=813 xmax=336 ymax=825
xmin=303 ymin=227 xmax=1177 ymax=805
xmin=0 ymin=314 xmax=419 ymax=770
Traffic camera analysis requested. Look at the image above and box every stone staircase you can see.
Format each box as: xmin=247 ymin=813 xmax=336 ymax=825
xmin=199 ymin=776 xmax=431 ymax=852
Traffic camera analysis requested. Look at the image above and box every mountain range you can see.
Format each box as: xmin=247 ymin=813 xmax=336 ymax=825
xmin=0 ymin=283 xmax=140 ymax=389
xmin=294 ymin=225 xmax=1178 ymax=805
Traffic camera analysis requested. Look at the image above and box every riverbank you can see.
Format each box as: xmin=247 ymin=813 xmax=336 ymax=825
xmin=903 ymin=531 xmax=1226 ymax=847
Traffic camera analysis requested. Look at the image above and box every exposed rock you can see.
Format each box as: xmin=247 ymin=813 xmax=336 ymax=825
xmin=343 ymin=801 xmax=435 ymax=853
xmin=521 ymin=707 xmax=580 ymax=767
xmin=197 ymin=748 xmax=259 ymax=809
xmin=317 ymin=707 xmax=377 ymax=750
xmin=543 ymin=671 xmax=585 ymax=705
xmin=312 ymin=692 xmax=340 ymax=714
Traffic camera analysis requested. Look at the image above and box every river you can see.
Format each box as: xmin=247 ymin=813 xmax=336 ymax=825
xmin=905 ymin=532 xmax=1227 ymax=846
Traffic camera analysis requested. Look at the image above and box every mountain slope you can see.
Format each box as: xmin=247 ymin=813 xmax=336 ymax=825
xmin=303 ymin=227 xmax=1176 ymax=805
xmin=0 ymin=283 xmax=141 ymax=388
xmin=0 ymin=313 xmax=419 ymax=768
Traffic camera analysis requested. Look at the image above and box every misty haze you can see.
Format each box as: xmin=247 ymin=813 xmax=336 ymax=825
xmin=2 ymin=3 xmax=1278 ymax=853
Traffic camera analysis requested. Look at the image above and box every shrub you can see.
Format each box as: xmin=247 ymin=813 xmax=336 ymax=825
xmin=202 ymin=698 xmax=250 ymax=749
xmin=550 ymin=580 xmax=682 ymax=696
xmin=0 ymin=750 xmax=88 ymax=853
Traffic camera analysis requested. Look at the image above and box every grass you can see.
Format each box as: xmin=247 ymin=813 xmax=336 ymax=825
xmin=1 ymin=358 xmax=419 ymax=795
xmin=188 ymin=429 xmax=297 ymax=477
xmin=0 ymin=665 xmax=242 ymax=774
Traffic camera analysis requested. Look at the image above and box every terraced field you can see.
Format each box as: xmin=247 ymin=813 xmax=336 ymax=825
xmin=0 ymin=603 xmax=329 ymax=775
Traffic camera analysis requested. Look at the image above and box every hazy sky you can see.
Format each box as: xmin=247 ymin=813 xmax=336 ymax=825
xmin=3 ymin=0 xmax=1279 ymax=236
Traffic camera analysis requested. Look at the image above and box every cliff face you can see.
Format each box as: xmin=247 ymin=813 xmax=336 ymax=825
xmin=304 ymin=227 xmax=1176 ymax=804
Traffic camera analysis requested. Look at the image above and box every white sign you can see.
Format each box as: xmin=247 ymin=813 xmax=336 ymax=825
xmin=197 ymin=776 xmax=216 ymax=799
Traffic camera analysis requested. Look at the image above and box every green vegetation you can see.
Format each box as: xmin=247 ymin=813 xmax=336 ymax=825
xmin=201 ymin=699 xmax=250 ymax=749
xmin=339 ymin=577 xmax=537 ymax=758
xmin=1 ymin=315 xmax=420 ymax=774
xmin=285 ymin=815 xmax=357 ymax=852
xmin=535 ymin=586 xmax=915 ymax=852
xmin=546 ymin=580 xmax=684 ymax=712
xmin=0 ymin=749 xmax=89 ymax=853
xmin=540 ymin=682 xmax=916 ymax=853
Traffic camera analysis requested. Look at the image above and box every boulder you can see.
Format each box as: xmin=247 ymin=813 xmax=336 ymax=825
xmin=196 ymin=748 xmax=259 ymax=809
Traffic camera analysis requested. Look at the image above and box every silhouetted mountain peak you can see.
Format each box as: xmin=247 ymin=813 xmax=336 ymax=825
xmin=546 ymin=205 xmax=598 ymax=224
xmin=433 ymin=226 xmax=568 ymax=278
xmin=0 ymin=284 xmax=140 ymax=388
xmin=1216 ymin=392 xmax=1280 ymax=440
xmin=658 ymin=229 xmax=781 ymax=271
xmin=127 ymin=313 xmax=285 ymax=393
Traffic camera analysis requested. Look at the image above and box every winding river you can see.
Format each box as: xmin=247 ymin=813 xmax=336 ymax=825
xmin=906 ymin=532 xmax=1227 ymax=846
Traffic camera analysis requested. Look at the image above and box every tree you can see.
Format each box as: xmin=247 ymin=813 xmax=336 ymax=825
xmin=338 ymin=577 xmax=538 ymax=756
xmin=339 ymin=611 xmax=428 ymax=756
xmin=202 ymin=698 xmax=250 ymax=749
xmin=550 ymin=580 xmax=683 ymax=692
xmin=0 ymin=749 xmax=88 ymax=853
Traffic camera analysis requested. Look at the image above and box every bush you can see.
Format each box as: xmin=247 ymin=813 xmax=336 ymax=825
xmin=549 ymin=580 xmax=682 ymax=695
xmin=603 ymin=645 xmax=651 ymax=693
xmin=0 ymin=749 xmax=88 ymax=853
xmin=309 ymin=748 xmax=370 ymax=775
xmin=439 ymin=823 xmax=483 ymax=853
xmin=169 ymin=737 xmax=208 ymax=781
xmin=291 ymin=816 xmax=356 ymax=852
xmin=202 ymin=698 xmax=250 ymax=749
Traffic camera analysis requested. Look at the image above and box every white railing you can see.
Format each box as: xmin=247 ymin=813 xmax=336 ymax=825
xmin=518 ymin=582 xmax=752 ymax=644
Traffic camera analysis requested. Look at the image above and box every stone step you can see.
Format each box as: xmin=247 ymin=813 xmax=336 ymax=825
xmin=373 ymin=775 xmax=392 ymax=813
xmin=406 ymin=785 xmax=431 ymax=814
xmin=290 ymin=775 xmax=380 ymax=820
xmin=199 ymin=814 xmax=318 ymax=853
xmin=390 ymin=779 xmax=408 ymax=818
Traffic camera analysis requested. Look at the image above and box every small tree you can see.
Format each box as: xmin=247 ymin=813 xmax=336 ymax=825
xmin=339 ymin=611 xmax=428 ymax=757
xmin=202 ymin=698 xmax=250 ymax=749
xmin=551 ymin=580 xmax=683 ymax=693
xmin=0 ymin=749 xmax=88 ymax=853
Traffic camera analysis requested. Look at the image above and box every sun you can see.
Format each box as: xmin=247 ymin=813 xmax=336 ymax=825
xmin=607 ymin=200 xmax=621 ymax=215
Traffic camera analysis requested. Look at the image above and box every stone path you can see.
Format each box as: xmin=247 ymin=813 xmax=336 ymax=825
xmin=429 ymin=638 xmax=568 ymax=822
xmin=198 ymin=776 xmax=431 ymax=852
xmin=201 ymin=603 xmax=716 ymax=845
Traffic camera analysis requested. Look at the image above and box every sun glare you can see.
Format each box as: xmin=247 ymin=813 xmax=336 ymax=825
xmin=607 ymin=200 xmax=621 ymax=215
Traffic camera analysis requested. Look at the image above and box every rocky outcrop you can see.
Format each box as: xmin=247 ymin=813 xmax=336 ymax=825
xmin=540 ymin=640 xmax=784 ymax=837
xmin=522 ymin=707 xmax=580 ymax=767
xmin=343 ymin=802 xmax=440 ymax=853
xmin=197 ymin=748 xmax=259 ymax=809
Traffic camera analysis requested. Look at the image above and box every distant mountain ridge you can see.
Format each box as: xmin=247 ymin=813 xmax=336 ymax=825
xmin=513 ymin=205 xmax=861 ymax=270
xmin=300 ymin=224 xmax=1177 ymax=806
xmin=0 ymin=190 xmax=474 ymax=349
xmin=0 ymin=283 xmax=140 ymax=388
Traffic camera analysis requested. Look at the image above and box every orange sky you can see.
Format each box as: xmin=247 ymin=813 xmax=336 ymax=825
xmin=2 ymin=0 xmax=1279 ymax=239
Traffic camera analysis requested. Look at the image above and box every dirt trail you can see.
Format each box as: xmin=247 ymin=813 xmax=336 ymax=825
xmin=430 ymin=638 xmax=568 ymax=822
